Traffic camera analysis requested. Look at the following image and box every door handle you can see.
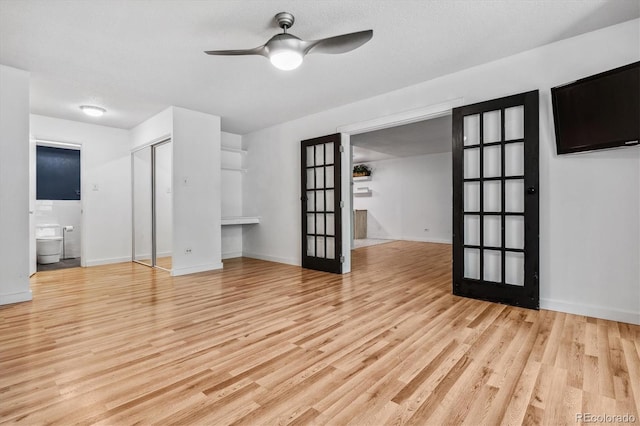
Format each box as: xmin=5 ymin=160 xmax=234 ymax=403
xmin=527 ymin=186 xmax=536 ymax=195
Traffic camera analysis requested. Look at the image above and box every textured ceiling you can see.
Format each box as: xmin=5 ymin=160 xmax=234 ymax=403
xmin=352 ymin=115 xmax=452 ymax=163
xmin=1 ymin=0 xmax=638 ymax=134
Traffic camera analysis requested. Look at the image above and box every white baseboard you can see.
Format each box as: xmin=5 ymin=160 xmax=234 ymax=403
xmin=540 ymin=298 xmax=640 ymax=325
xmin=171 ymin=262 xmax=223 ymax=277
xmin=0 ymin=290 xmax=32 ymax=306
xmin=85 ymin=256 xmax=131 ymax=267
xmin=367 ymin=235 xmax=452 ymax=245
xmin=222 ymin=251 xmax=243 ymax=260
xmin=242 ymin=251 xmax=299 ymax=267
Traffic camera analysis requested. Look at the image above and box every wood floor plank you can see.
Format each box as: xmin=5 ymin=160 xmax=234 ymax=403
xmin=0 ymin=241 xmax=637 ymax=425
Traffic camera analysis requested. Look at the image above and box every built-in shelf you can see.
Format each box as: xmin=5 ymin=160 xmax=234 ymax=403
xmin=354 ymin=189 xmax=372 ymax=196
xmin=352 ymin=175 xmax=372 ymax=182
xmin=221 ymin=166 xmax=247 ymax=172
xmin=221 ymin=146 xmax=247 ymax=154
xmin=221 ymin=216 xmax=260 ymax=226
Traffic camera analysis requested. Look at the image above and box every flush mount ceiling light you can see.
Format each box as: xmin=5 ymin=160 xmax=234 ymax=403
xmin=79 ymin=105 xmax=106 ymax=117
xmin=205 ymin=12 xmax=373 ymax=71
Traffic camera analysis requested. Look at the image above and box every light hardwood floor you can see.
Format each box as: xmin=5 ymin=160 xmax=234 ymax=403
xmin=1 ymin=241 xmax=638 ymax=425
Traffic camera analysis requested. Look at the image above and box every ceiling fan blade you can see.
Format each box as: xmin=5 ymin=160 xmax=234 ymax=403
xmin=204 ymin=45 xmax=267 ymax=57
xmin=304 ymin=30 xmax=373 ymax=55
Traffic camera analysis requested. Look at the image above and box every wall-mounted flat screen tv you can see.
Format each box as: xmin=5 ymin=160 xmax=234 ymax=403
xmin=551 ymin=61 xmax=639 ymax=155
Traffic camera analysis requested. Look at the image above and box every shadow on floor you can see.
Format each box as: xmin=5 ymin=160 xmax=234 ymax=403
xmin=37 ymin=258 xmax=81 ymax=272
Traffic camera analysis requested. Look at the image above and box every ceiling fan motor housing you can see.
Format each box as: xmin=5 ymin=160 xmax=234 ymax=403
xmin=275 ymin=12 xmax=295 ymax=30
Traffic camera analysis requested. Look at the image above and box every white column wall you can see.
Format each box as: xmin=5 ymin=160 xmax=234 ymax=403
xmin=0 ymin=65 xmax=31 ymax=305
xmin=171 ymin=107 xmax=222 ymax=275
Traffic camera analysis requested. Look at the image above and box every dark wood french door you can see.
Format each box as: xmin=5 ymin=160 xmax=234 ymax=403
xmin=452 ymin=91 xmax=539 ymax=309
xmin=301 ymin=134 xmax=343 ymax=273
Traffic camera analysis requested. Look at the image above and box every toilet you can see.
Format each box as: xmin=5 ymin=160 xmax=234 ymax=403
xmin=36 ymin=224 xmax=63 ymax=264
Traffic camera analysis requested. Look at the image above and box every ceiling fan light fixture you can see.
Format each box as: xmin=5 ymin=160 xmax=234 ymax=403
xmin=269 ymin=49 xmax=303 ymax=71
xmin=80 ymin=105 xmax=106 ymax=117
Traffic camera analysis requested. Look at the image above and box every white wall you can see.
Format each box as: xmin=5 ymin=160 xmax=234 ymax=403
xmin=243 ymin=19 xmax=640 ymax=324
xmin=130 ymin=107 xmax=172 ymax=149
xmin=30 ymin=115 xmax=131 ymax=266
xmin=221 ymin=131 xmax=243 ymax=259
xmin=353 ymin=152 xmax=452 ymax=243
xmin=0 ymin=65 xmax=31 ymax=305
xmin=171 ymin=107 xmax=222 ymax=276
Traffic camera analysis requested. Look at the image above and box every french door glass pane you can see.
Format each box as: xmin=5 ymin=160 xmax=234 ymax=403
xmin=306 ymin=191 xmax=315 ymax=211
xmin=505 ymin=143 xmax=524 ymax=176
xmin=483 ymin=249 xmax=502 ymax=282
xmin=326 ymin=237 xmax=335 ymax=259
xmin=326 ymin=213 xmax=335 ymax=235
xmin=464 ymin=114 xmax=480 ymax=146
xmin=315 ymin=144 xmax=324 ymax=166
xmin=316 ymin=236 xmax=325 ymax=258
xmin=483 ymin=181 xmax=501 ymax=212
xmin=506 ymin=179 xmax=524 ymax=212
xmin=306 ymin=236 xmax=315 ymax=256
xmin=464 ymin=248 xmax=480 ymax=279
xmin=326 ymin=166 xmax=334 ymax=188
xmin=316 ymin=191 xmax=325 ymax=211
xmin=464 ymin=215 xmax=480 ymax=245
xmin=307 ymin=214 xmax=315 ymax=234
xmin=483 ymin=145 xmax=501 ymax=178
xmin=483 ymin=110 xmax=501 ymax=143
xmin=464 ymin=148 xmax=480 ymax=179
xmin=505 ymin=215 xmax=524 ymax=249
xmin=505 ymin=106 xmax=524 ymax=140
xmin=483 ymin=216 xmax=501 ymax=247
xmin=315 ymin=167 xmax=324 ymax=189
xmin=464 ymin=182 xmax=480 ymax=212
xmin=306 ymin=169 xmax=315 ymax=189
xmin=306 ymin=146 xmax=315 ymax=166
xmin=316 ymin=214 xmax=325 ymax=234
xmin=326 ymin=190 xmax=334 ymax=212
xmin=505 ymin=252 xmax=525 ymax=286
xmin=325 ymin=142 xmax=334 ymax=164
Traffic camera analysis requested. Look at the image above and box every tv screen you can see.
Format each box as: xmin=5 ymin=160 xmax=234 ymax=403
xmin=551 ymin=61 xmax=639 ymax=155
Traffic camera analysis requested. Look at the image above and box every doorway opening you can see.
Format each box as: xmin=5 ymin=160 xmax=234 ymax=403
xmin=34 ymin=141 xmax=83 ymax=272
xmin=350 ymin=114 xmax=453 ymax=258
xmin=337 ymin=98 xmax=464 ymax=273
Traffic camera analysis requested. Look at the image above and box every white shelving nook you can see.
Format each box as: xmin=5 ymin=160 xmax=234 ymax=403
xmin=221 ymin=216 xmax=260 ymax=226
xmin=220 ymin=133 xmax=257 ymax=260
xmin=353 ymin=175 xmax=373 ymax=196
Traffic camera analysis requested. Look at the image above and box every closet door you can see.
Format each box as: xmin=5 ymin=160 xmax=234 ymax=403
xmin=153 ymin=141 xmax=173 ymax=270
xmin=132 ymin=146 xmax=152 ymax=266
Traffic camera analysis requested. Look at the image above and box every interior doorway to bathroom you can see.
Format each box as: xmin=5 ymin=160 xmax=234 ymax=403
xmin=132 ymin=139 xmax=173 ymax=272
xmin=34 ymin=141 xmax=83 ymax=272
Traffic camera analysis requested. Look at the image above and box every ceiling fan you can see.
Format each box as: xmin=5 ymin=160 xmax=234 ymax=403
xmin=205 ymin=12 xmax=373 ymax=71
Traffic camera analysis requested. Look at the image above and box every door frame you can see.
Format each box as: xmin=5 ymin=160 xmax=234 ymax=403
xmin=336 ymin=98 xmax=465 ymax=273
xmin=32 ymin=138 xmax=86 ymax=269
